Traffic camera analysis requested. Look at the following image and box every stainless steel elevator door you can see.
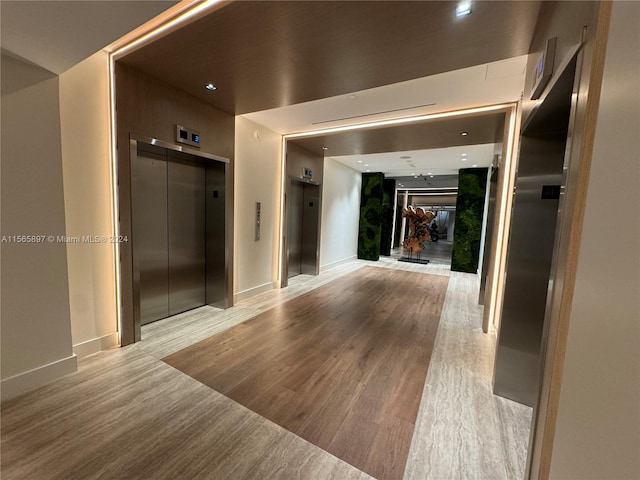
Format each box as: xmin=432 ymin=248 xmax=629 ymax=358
xmin=493 ymin=137 xmax=565 ymax=405
xmin=493 ymin=57 xmax=577 ymax=406
xmin=167 ymin=152 xmax=206 ymax=316
xmin=132 ymin=149 xmax=169 ymax=325
xmin=300 ymin=183 xmax=320 ymax=275
xmin=205 ymin=161 xmax=227 ymax=308
xmin=287 ymin=180 xmax=319 ymax=278
xmin=288 ymin=180 xmax=304 ymax=278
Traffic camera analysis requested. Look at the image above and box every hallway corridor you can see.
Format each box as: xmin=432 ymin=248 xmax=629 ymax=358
xmin=1 ymin=259 xmax=531 ymax=479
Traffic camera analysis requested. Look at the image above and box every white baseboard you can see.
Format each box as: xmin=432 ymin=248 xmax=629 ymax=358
xmin=73 ymin=332 xmax=119 ymax=359
xmin=1 ymin=354 xmax=78 ymax=402
xmin=234 ymin=281 xmax=277 ymax=303
xmin=320 ymin=255 xmax=357 ymax=273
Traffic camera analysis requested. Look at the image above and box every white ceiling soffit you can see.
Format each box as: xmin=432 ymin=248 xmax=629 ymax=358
xmin=330 ymin=144 xmax=496 ymax=177
xmin=0 ymin=1 xmax=179 ymax=74
xmin=244 ymin=55 xmax=527 ymax=135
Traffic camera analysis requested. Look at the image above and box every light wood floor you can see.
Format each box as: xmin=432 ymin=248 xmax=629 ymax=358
xmin=163 ymin=267 xmax=448 ymax=479
xmin=1 ymin=258 xmax=532 ymax=479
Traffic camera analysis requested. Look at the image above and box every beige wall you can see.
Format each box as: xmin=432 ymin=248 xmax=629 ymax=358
xmin=59 ymin=51 xmax=118 ymax=357
xmin=549 ymin=2 xmax=640 ymax=478
xmin=320 ymin=157 xmax=361 ymax=271
xmin=234 ymin=117 xmax=281 ymax=300
xmin=1 ymin=53 xmax=76 ymax=398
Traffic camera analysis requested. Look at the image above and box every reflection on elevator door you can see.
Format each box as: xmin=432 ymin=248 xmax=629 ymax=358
xmin=132 ymin=144 xmax=226 ymax=326
xmin=133 ymin=150 xmax=169 ymax=323
xmin=167 ymin=153 xmax=206 ymax=317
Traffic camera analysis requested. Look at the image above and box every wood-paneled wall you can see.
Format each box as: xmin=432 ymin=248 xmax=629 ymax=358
xmin=115 ymin=62 xmax=235 ymax=345
xmin=286 ymin=142 xmax=324 ymax=182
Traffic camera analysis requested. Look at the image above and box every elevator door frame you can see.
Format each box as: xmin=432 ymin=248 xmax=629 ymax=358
xmin=287 ymin=180 xmax=305 ymax=278
xmin=281 ymin=176 xmax=321 ymax=287
xmin=126 ymin=135 xmax=231 ymax=343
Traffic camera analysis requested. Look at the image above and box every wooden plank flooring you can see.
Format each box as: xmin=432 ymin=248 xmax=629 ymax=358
xmin=1 ymin=259 xmax=532 ymax=480
xmin=163 ymin=266 xmax=449 ymax=480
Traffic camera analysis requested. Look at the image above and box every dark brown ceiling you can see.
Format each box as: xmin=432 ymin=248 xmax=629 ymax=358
xmin=288 ymin=110 xmax=506 ymax=157
xmin=119 ymin=1 xmax=540 ymax=115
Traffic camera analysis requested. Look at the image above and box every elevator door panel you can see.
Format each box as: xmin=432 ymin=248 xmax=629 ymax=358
xmin=300 ymin=184 xmax=319 ymax=275
xmin=288 ymin=181 xmax=304 ymax=278
xmin=206 ymin=161 xmax=227 ymax=308
xmin=494 ymin=137 xmax=564 ymax=405
xmin=168 ymin=153 xmax=206 ymax=316
xmin=133 ymin=151 xmax=169 ymax=325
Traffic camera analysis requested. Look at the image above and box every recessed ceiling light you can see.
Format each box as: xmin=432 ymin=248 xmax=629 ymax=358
xmin=205 ymin=83 xmax=217 ymax=91
xmin=322 ymin=146 xmax=328 ymax=150
xmin=411 ymin=173 xmax=415 ymax=176
xmin=357 ymin=160 xmax=363 ymax=163
xmin=472 ymin=164 xmax=478 ymax=167
xmin=348 ymin=94 xmax=357 ymax=100
xmin=366 ymin=169 xmax=371 ymax=172
xmin=364 ymin=164 xmax=369 ymax=166
xmin=461 ymin=153 xmax=467 ymax=157
xmin=461 ymin=158 xmax=468 ymax=162
xmin=456 ymin=1 xmax=472 ymax=17
xmin=400 ymin=155 xmax=412 ymax=159
xmin=427 ymin=172 xmax=432 ymax=175
xmin=430 ymin=175 xmax=434 ymax=178
xmin=460 ymin=131 xmax=469 ymax=136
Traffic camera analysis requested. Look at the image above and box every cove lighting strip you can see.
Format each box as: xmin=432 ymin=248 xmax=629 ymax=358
xmin=486 ymin=105 xmax=521 ymax=333
xmin=277 ymin=136 xmax=287 ymax=287
xmin=108 ymin=54 xmax=123 ymax=344
xmin=284 ymin=104 xmax=513 ymax=139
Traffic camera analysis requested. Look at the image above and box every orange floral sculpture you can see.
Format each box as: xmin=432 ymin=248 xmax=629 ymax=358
xmin=401 ymin=207 xmax=436 ymax=254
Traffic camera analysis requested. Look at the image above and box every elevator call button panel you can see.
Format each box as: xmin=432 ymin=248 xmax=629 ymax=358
xmin=255 ymin=202 xmax=261 ymax=241
xmin=541 ymin=185 xmax=561 ymax=200
xmin=175 ymin=124 xmax=201 ymax=148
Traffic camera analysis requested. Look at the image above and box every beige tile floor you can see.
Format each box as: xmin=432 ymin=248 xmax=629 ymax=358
xmin=1 ymin=258 xmax=531 ymax=479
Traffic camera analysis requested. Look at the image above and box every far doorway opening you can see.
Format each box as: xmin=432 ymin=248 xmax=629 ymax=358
xmin=392 ymin=184 xmax=458 ymax=267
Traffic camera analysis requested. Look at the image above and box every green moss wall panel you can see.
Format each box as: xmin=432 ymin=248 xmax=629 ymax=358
xmin=451 ymin=168 xmax=488 ymax=273
xmin=380 ymin=178 xmax=396 ymax=256
xmin=358 ymin=173 xmax=384 ymax=261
